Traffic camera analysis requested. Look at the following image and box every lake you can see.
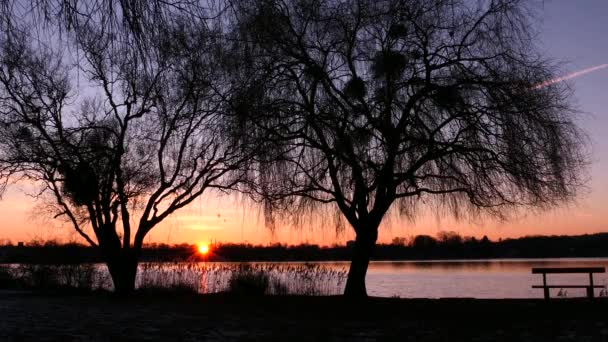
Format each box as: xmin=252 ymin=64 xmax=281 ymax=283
xmin=8 ymin=258 xmax=608 ymax=298
xmin=359 ymin=258 xmax=608 ymax=298
xmin=140 ymin=258 xmax=608 ymax=298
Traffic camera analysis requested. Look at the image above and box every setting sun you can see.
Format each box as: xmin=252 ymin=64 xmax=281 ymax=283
xmin=198 ymin=244 xmax=210 ymax=255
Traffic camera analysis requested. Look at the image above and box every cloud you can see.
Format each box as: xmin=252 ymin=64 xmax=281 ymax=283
xmin=534 ymin=64 xmax=608 ymax=89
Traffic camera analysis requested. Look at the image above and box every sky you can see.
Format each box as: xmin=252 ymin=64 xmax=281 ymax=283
xmin=1 ymin=1 xmax=608 ymax=246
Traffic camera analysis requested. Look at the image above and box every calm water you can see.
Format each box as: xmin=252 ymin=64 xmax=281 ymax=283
xmin=161 ymin=258 xmax=608 ymax=298
xmin=357 ymin=258 xmax=608 ymax=298
xmin=13 ymin=258 xmax=607 ymax=298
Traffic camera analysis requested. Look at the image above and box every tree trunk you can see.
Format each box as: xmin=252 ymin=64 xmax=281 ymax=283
xmin=106 ymin=249 xmax=138 ymax=294
xmin=344 ymin=228 xmax=378 ymax=298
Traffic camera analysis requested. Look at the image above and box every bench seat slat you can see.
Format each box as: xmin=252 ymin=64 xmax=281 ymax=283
xmin=532 ymin=285 xmax=605 ymax=289
xmin=531 ymin=267 xmax=605 ymax=274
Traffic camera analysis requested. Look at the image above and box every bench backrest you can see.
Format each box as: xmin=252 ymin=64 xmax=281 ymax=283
xmin=531 ymin=267 xmax=605 ymax=274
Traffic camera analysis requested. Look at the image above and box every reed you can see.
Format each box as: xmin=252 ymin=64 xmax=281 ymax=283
xmin=137 ymin=262 xmax=347 ymax=296
xmin=0 ymin=262 xmax=347 ymax=296
xmin=137 ymin=262 xmax=203 ymax=294
xmin=2 ymin=263 xmax=105 ymax=291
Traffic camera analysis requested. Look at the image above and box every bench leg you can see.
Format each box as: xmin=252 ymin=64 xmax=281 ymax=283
xmin=588 ymin=273 xmax=595 ymax=300
xmin=543 ymin=274 xmax=550 ymax=300
xmin=587 ymin=287 xmax=594 ymax=299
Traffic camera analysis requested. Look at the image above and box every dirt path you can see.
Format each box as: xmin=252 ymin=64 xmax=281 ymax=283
xmin=2 ymin=291 xmax=608 ymax=341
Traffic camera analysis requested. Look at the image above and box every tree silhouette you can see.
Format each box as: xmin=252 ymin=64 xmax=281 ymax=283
xmin=0 ymin=11 xmax=251 ymax=292
xmin=231 ymin=0 xmax=586 ymax=297
xmin=0 ymin=1 xmax=211 ymax=44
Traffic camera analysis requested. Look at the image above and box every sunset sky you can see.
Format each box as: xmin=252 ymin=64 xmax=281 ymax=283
xmin=1 ymin=1 xmax=608 ymax=246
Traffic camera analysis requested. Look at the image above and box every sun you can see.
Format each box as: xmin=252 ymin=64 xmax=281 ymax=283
xmin=198 ymin=244 xmax=210 ymax=255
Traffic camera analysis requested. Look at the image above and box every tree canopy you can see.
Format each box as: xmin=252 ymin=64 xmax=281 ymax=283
xmin=0 ymin=2 xmax=252 ymax=291
xmin=230 ymin=0 xmax=586 ymax=296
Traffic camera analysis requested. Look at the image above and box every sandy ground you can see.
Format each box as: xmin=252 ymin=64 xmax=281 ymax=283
xmin=1 ymin=291 xmax=608 ymax=341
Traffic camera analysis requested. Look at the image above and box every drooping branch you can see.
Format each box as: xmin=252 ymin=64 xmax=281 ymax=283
xmin=232 ymin=0 xmax=585 ymax=228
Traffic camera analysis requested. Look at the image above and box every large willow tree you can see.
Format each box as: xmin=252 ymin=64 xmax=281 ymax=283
xmin=0 ymin=3 xmax=251 ymax=292
xmin=231 ymin=0 xmax=587 ymax=297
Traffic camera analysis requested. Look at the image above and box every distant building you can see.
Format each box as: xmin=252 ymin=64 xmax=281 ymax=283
xmin=17 ymin=242 xmax=24 ymax=247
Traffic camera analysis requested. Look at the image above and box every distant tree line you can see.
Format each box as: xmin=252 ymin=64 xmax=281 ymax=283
xmin=2 ymin=232 xmax=607 ymax=263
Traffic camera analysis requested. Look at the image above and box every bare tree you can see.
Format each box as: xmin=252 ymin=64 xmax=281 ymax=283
xmin=231 ymin=0 xmax=587 ymax=297
xmin=0 ymin=12 xmax=249 ymax=292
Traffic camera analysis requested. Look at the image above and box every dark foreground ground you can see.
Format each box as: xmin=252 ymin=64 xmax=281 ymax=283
xmin=1 ymin=291 xmax=608 ymax=341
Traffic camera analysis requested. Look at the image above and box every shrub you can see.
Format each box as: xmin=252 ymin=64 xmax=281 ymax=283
xmin=227 ymin=266 xmax=270 ymax=295
xmin=0 ymin=265 xmax=18 ymax=288
xmin=269 ymin=277 xmax=289 ymax=295
xmin=223 ymin=263 xmax=346 ymax=296
xmin=16 ymin=264 xmax=60 ymax=289
xmin=56 ymin=264 xmax=98 ymax=289
xmin=12 ymin=263 xmax=100 ymax=291
xmin=137 ymin=262 xmax=201 ymax=294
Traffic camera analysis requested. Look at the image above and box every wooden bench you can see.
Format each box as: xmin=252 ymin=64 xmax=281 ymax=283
xmin=532 ymin=267 xmax=605 ymax=300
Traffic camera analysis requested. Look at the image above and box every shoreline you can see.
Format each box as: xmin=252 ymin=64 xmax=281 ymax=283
xmin=3 ymin=256 xmax=608 ymax=264
xmin=3 ymin=232 xmax=608 ymax=263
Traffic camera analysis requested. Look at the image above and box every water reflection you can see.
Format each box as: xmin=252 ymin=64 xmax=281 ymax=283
xmin=10 ymin=258 xmax=605 ymax=298
xmin=308 ymin=258 xmax=608 ymax=274
xmin=361 ymin=258 xmax=608 ymax=298
xmin=364 ymin=258 xmax=608 ymax=273
xmin=303 ymin=258 xmax=608 ymax=298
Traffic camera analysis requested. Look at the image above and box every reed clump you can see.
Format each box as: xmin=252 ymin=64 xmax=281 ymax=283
xmin=0 ymin=265 xmax=18 ymax=288
xmin=227 ymin=265 xmax=271 ymax=295
xmin=137 ymin=262 xmax=203 ymax=294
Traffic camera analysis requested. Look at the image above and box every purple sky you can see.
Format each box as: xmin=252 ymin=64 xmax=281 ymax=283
xmin=539 ymin=0 xmax=608 ymax=226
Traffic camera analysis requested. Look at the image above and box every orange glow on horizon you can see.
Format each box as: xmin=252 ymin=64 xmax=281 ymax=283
xmin=0 ymin=184 xmax=607 ymax=246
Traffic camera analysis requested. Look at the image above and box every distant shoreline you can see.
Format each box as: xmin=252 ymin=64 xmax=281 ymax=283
xmin=1 ymin=232 xmax=608 ymax=264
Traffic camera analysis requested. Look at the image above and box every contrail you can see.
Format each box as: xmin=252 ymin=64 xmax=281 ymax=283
xmin=534 ymin=63 xmax=608 ymax=89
